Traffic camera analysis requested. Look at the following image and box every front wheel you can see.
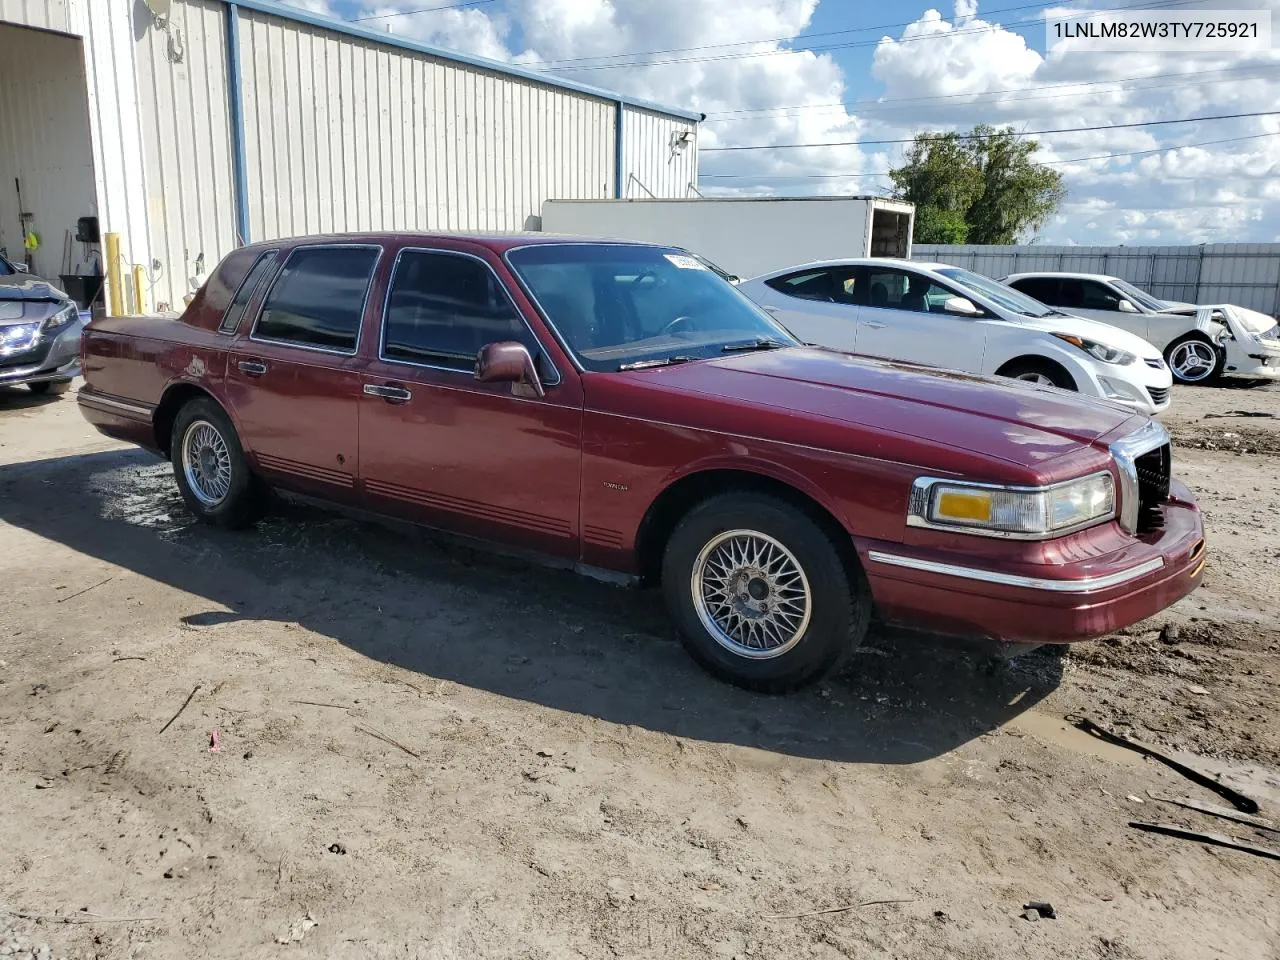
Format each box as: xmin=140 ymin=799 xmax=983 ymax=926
xmin=170 ymin=397 xmax=264 ymax=529
xmin=1164 ymin=335 xmax=1223 ymax=385
xmin=661 ymin=493 xmax=871 ymax=693
xmin=997 ymin=358 xmax=1077 ymax=390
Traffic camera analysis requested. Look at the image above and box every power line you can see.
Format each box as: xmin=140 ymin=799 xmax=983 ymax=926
xmin=523 ymin=0 xmax=1057 ymax=69
xmin=703 ymin=110 xmax=1280 ymax=152
xmin=539 ymin=0 xmax=1203 ymax=73
xmin=347 ymin=0 xmax=496 ymax=23
xmin=698 ymin=131 xmax=1280 ymax=180
xmin=702 ymin=64 xmax=1280 ymax=122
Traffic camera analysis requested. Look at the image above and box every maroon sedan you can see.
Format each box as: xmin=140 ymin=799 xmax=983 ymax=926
xmin=77 ymin=233 xmax=1205 ymax=692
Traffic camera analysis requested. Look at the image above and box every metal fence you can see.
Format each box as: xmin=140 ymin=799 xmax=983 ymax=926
xmin=913 ymin=243 xmax=1280 ymax=317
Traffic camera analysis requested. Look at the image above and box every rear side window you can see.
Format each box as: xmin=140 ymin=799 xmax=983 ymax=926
xmin=219 ymin=250 xmax=279 ymax=334
xmin=1008 ymin=277 xmax=1060 ymax=305
xmin=765 ymin=268 xmax=858 ymax=304
xmin=254 ymin=246 xmax=379 ymax=352
xmin=382 ymin=250 xmax=536 ymax=369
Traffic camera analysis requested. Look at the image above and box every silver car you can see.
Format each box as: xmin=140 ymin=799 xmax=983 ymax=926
xmin=0 ymin=253 xmax=87 ymax=396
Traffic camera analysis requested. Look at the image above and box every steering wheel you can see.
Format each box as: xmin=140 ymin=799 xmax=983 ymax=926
xmin=659 ymin=315 xmax=696 ymax=337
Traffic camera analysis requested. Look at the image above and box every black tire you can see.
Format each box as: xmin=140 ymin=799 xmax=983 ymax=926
xmin=661 ymin=492 xmax=871 ymax=693
xmin=28 ymin=380 xmax=72 ymax=396
xmin=170 ymin=397 xmax=264 ymax=529
xmin=996 ymin=358 xmax=1077 ymax=390
xmin=1164 ymin=334 xmax=1224 ymax=385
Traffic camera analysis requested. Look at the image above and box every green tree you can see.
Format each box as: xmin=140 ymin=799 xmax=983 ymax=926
xmin=889 ymin=125 xmax=1065 ymax=245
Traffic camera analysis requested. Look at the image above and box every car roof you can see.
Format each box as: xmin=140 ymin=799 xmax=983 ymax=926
xmin=752 ymin=257 xmax=952 ymax=277
xmin=1004 ymin=271 xmax=1119 ymax=282
xmin=232 ymin=231 xmax=683 ymax=255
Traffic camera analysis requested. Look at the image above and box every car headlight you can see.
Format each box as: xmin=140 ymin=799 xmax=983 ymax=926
xmin=909 ymin=473 xmax=1116 ymax=538
xmin=42 ymin=303 xmax=78 ymax=333
xmin=1253 ymin=324 xmax=1279 ymax=343
xmin=1052 ymin=333 xmax=1135 ymax=365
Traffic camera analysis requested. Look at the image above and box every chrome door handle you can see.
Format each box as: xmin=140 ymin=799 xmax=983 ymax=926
xmin=363 ymin=382 xmax=412 ymax=403
xmin=237 ymin=359 xmax=268 ymax=376
xmin=862 ymin=321 xmax=886 ymax=329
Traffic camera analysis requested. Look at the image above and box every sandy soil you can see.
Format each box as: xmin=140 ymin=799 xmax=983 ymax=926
xmin=1 ymin=380 xmax=1278 ymax=960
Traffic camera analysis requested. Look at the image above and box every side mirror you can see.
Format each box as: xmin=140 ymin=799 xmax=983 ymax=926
xmin=942 ymin=296 xmax=980 ymax=317
xmin=474 ymin=341 xmax=545 ymax=398
xmin=1117 ymin=299 xmax=1139 ymax=313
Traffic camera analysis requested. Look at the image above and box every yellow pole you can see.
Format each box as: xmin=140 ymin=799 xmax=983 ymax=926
xmin=104 ymin=232 xmax=123 ymax=317
xmin=132 ymin=264 xmax=146 ymax=314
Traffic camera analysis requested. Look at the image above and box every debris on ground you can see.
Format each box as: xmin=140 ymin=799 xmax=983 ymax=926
xmin=274 ymin=914 xmax=318 ymax=945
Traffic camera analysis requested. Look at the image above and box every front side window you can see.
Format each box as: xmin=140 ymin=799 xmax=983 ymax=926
xmin=863 ymin=269 xmax=956 ymax=315
xmin=382 ymin=251 xmax=536 ymax=370
xmin=506 ymin=244 xmax=798 ymax=372
xmin=219 ymin=250 xmax=279 ymax=334
xmin=765 ymin=268 xmax=858 ymax=304
xmin=254 ymin=246 xmax=379 ymax=352
xmin=1080 ymin=280 xmax=1124 ymax=310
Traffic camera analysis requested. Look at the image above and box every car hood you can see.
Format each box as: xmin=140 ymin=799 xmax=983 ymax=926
xmin=1222 ymin=304 xmax=1277 ymax=335
xmin=0 ymin=273 xmax=69 ymax=301
xmin=611 ymin=347 xmax=1140 ymax=478
xmin=1013 ymin=310 xmax=1162 ymax=359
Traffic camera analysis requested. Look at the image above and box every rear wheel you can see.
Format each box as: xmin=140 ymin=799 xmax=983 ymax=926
xmin=1165 ymin=335 xmax=1223 ymax=385
xmin=170 ymin=397 xmax=264 ymax=529
xmin=997 ymin=358 xmax=1077 ymax=390
xmin=28 ymin=380 xmax=72 ymax=396
xmin=661 ymin=493 xmax=870 ymax=693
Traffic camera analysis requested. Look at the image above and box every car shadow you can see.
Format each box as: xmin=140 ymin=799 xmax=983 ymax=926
xmin=0 ymin=448 xmax=1063 ymax=765
xmin=0 ymin=384 xmax=64 ymax=411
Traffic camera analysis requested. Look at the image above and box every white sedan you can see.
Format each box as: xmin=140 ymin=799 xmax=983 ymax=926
xmin=736 ymin=258 xmax=1173 ymax=415
xmin=1001 ymin=271 xmax=1280 ymax=385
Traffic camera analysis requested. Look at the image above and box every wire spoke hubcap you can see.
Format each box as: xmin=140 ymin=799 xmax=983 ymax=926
xmin=181 ymin=420 xmax=233 ymax=507
xmin=1170 ymin=341 xmax=1216 ymax=380
xmin=691 ymin=529 xmax=812 ymax=660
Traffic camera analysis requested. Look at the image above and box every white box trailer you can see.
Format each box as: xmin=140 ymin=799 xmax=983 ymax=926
xmin=539 ymin=196 xmax=915 ymax=281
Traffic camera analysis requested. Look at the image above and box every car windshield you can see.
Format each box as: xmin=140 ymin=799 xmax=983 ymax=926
xmin=936 ymin=266 xmax=1056 ymax=318
xmin=1109 ymin=277 xmax=1167 ymax=312
xmin=505 ymin=243 xmax=798 ymax=372
xmin=0 ymin=256 xmax=14 ymax=276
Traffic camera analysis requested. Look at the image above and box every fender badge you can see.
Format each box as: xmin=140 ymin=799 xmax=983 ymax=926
xmin=602 ymin=481 xmax=629 ymax=492
xmin=184 ymin=355 xmax=207 ymax=378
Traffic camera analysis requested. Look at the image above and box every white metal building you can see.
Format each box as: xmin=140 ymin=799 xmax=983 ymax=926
xmin=0 ymin=0 xmax=702 ymax=313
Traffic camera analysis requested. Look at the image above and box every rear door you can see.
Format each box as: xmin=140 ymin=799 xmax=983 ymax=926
xmin=224 ymin=244 xmax=381 ymax=503
xmin=753 ymin=266 xmax=860 ymax=350
xmin=853 ymin=266 xmax=988 ymax=373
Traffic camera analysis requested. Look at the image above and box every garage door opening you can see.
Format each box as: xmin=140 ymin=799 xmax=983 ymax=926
xmin=0 ymin=21 xmax=102 ymax=311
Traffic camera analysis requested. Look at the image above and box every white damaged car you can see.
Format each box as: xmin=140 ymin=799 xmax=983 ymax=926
xmin=1002 ymin=271 xmax=1280 ymax=385
xmin=737 ymin=258 xmax=1173 ymax=415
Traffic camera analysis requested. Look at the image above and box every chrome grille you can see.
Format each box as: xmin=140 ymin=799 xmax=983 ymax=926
xmin=1110 ymin=420 xmax=1172 ymax=534
xmin=1144 ymin=357 xmax=1166 ymax=370
xmin=1147 ymin=385 xmax=1170 ymax=405
xmin=1134 ymin=442 xmax=1171 ymax=530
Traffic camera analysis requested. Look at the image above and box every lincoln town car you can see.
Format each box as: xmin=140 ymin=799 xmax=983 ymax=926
xmin=77 ymin=233 xmax=1206 ymax=692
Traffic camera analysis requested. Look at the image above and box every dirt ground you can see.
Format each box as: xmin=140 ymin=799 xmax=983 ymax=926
xmin=1 ymin=379 xmax=1278 ymax=960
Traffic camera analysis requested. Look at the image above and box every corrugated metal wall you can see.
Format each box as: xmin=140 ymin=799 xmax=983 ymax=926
xmin=621 ymin=106 xmax=698 ymax=199
xmin=0 ymin=22 xmax=97 ymax=278
xmin=236 ymin=7 xmax=617 ymax=241
xmin=0 ymin=0 xmax=74 ymax=33
xmin=915 ymin=243 xmax=1280 ymax=316
xmin=134 ymin=0 xmax=237 ymax=309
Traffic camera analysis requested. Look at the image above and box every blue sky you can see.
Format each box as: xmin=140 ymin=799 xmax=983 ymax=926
xmin=284 ymin=0 xmax=1280 ymax=244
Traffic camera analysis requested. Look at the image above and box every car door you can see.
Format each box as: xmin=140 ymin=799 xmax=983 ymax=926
xmin=1057 ymin=279 xmax=1149 ymax=338
xmin=752 ymin=266 xmax=860 ymax=350
xmin=224 ymin=243 xmax=381 ymax=503
xmin=853 ymin=267 xmax=988 ymax=373
xmin=356 ymin=245 xmax=583 ymax=558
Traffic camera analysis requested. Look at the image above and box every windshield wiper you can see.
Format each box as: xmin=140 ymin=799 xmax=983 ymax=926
xmin=721 ymin=338 xmax=788 ymax=353
xmin=618 ymin=355 xmax=699 ymax=371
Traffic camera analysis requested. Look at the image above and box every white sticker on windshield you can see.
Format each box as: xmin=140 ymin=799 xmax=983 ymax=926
xmin=664 ymin=254 xmax=707 ymax=270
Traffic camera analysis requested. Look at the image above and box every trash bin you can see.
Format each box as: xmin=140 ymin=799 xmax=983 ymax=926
xmin=59 ymin=274 xmax=105 ymax=311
